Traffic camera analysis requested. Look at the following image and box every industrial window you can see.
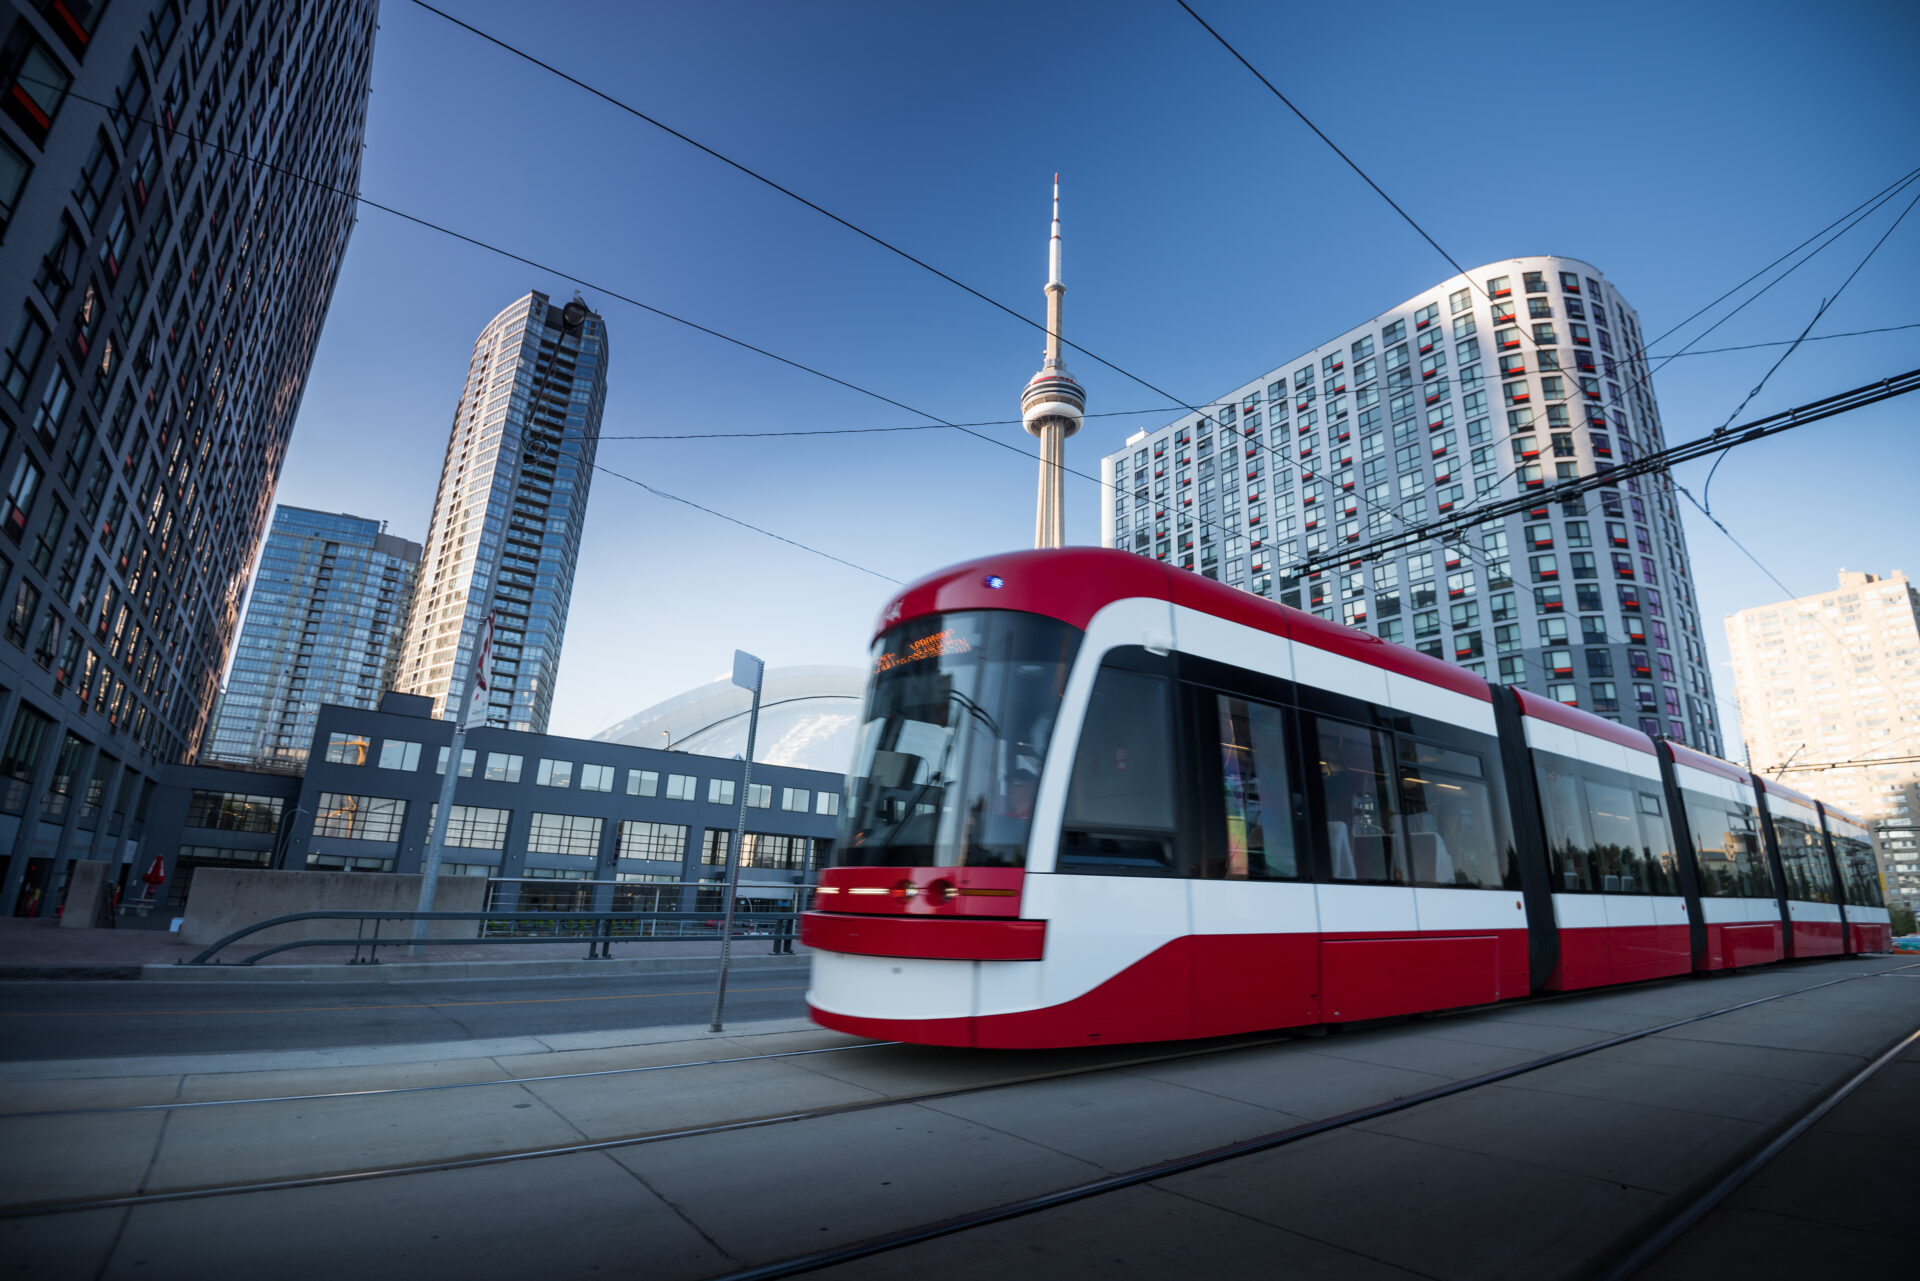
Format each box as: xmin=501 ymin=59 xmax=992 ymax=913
xmin=484 ymin=752 xmax=523 ymax=783
xmin=527 ymin=812 xmax=603 ymax=859
xmin=626 ymin=769 xmax=658 ymax=797
xmin=377 ymin=739 xmax=421 ymax=771
xmin=312 ymin=793 xmax=406 ymax=842
xmin=781 ymin=787 xmax=809 ymax=812
xmin=324 ymin=732 xmax=368 ymax=765
xmin=746 ymin=783 xmax=772 ymax=809
xmin=618 ymin=820 xmax=688 ymax=862
xmin=579 ymin=763 xmax=614 ymax=792
xmin=184 ymin=790 xmax=283 ymax=834
xmin=666 ymin=773 xmax=696 ymax=801
xmin=535 ymin=758 xmax=572 ymax=788
xmin=709 ymin=778 xmax=735 ymax=805
xmin=741 ymin=833 xmax=807 ymax=870
xmin=429 ymin=804 xmax=510 ymax=851
xmin=435 ymin=747 xmax=476 ymax=777
xmin=815 ymin=791 xmax=840 ymax=816
xmin=700 ymin=828 xmax=731 ymax=865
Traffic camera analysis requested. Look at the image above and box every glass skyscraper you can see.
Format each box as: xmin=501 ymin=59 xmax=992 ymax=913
xmin=1100 ymin=256 xmax=1722 ymax=755
xmin=206 ymin=506 xmax=421 ymax=769
xmin=396 ymin=291 xmax=608 ymax=735
xmin=0 ymin=0 xmax=377 ymax=916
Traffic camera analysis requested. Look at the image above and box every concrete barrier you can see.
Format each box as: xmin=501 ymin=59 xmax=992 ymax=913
xmin=178 ymin=869 xmax=488 ymax=947
xmin=58 ymin=861 xmax=113 ymax=929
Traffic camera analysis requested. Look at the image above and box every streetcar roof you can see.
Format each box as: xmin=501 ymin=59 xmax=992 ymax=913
xmin=873 ymin=547 xmax=1491 ymax=703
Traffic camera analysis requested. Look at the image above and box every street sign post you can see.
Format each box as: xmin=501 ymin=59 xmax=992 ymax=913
xmin=710 ymin=649 xmax=764 ymax=1033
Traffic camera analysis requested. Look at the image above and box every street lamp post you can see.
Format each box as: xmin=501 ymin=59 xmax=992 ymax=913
xmin=413 ymin=299 xmax=590 ymax=951
xmin=709 ymin=649 xmax=763 ymax=1033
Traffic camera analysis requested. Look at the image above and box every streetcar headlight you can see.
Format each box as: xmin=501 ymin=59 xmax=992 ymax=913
xmin=924 ymin=879 xmax=957 ymax=906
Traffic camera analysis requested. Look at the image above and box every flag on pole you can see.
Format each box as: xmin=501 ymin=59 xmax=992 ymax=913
xmin=464 ymin=612 xmax=495 ymax=728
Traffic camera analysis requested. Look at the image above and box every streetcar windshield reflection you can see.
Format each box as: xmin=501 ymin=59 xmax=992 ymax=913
xmin=837 ymin=610 xmax=1080 ymax=868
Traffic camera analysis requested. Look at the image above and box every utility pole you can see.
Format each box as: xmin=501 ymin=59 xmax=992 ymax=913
xmin=413 ymin=299 xmax=590 ymax=950
xmin=709 ymin=649 xmax=763 ymax=1032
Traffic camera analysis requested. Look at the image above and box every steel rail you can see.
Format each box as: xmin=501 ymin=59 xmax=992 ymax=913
xmin=1591 ymin=1019 xmax=1920 ymax=1280
xmin=0 ymin=959 xmax=1907 ymax=1222
xmin=703 ymin=958 xmax=1920 ymax=1281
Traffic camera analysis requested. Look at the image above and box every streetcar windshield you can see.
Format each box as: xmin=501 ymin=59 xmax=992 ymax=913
xmin=836 ymin=610 xmax=1081 ymax=868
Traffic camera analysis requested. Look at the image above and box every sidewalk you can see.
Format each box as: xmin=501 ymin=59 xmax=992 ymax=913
xmin=0 ymin=917 xmax=808 ymax=981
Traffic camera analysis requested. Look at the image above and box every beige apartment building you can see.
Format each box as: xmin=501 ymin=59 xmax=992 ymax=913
xmin=1726 ymin=571 xmax=1920 ymax=914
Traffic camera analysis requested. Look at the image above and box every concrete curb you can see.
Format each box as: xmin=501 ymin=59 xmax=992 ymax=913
xmin=0 ymin=964 xmax=146 ymax=981
xmin=134 ymin=952 xmax=811 ymax=983
xmin=0 ymin=1016 xmax=831 ymax=1081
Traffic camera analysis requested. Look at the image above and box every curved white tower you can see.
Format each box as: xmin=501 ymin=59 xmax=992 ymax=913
xmin=1021 ymin=176 xmax=1086 ymax=549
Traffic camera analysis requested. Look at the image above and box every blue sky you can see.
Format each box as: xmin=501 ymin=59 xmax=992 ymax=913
xmin=272 ymin=0 xmax=1920 ymax=747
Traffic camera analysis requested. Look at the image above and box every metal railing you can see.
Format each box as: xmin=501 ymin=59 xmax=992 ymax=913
xmin=183 ymin=908 xmax=803 ymax=967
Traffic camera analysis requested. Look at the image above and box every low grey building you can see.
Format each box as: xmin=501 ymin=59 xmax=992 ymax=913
xmin=140 ymin=692 xmax=845 ymax=925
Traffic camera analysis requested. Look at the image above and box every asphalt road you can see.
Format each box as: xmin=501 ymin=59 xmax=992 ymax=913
xmin=0 ymin=964 xmax=814 ymax=1060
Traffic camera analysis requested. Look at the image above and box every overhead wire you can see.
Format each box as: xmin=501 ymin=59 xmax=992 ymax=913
xmin=388 ymin=9 xmax=1877 ymax=748
xmin=1700 ymin=189 xmax=1920 ymax=512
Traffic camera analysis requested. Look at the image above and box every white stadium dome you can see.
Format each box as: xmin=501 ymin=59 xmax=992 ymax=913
xmin=592 ymin=665 xmax=865 ymax=775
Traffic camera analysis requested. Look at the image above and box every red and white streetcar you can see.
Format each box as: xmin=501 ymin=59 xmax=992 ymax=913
xmin=803 ymin=549 xmax=1892 ymax=1048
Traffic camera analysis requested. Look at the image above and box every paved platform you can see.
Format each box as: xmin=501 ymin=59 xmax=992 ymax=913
xmin=1 ymin=956 xmax=1913 ymax=1280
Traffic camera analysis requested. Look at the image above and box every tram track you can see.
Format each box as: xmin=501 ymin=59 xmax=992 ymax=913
xmin=702 ymin=958 xmax=1920 ymax=1281
xmin=2 ymin=957 xmax=1908 ymax=1226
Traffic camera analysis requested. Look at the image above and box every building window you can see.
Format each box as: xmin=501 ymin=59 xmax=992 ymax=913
xmin=709 ymin=778 xmax=735 ymax=805
xmin=484 ymin=752 xmax=523 ymax=783
xmin=429 ymin=804 xmax=510 ymax=850
xmin=313 ymin=793 xmax=407 ymax=842
xmin=741 ymin=833 xmax=807 ymax=870
xmin=435 ymin=747 xmax=476 ymax=777
xmin=666 ymin=773 xmax=697 ymax=801
xmin=747 ymin=783 xmax=772 ymax=809
xmin=626 ymin=769 xmax=659 ymax=797
xmin=528 ymin=812 xmax=603 ymax=859
xmin=378 ymin=740 xmax=421 ymax=771
xmin=618 ymin=820 xmax=688 ymax=862
xmin=324 ymin=732 xmax=369 ymax=765
xmin=816 ymin=791 xmax=840 ymax=816
xmin=536 ymin=759 xmax=573 ymax=788
xmin=701 ymin=828 xmax=731 ymax=865
xmin=579 ymin=763 xmax=614 ymax=792
xmin=781 ymin=787 xmax=810 ymax=812
xmin=184 ymin=790 xmax=284 ymax=834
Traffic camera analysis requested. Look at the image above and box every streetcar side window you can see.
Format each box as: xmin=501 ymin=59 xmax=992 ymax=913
xmin=1394 ymin=737 xmax=1512 ymax=890
xmin=1682 ymin=790 xmax=1771 ymax=898
xmin=1634 ymin=792 xmax=1680 ymax=896
xmin=1214 ymin=695 xmax=1298 ymax=879
xmin=1584 ymin=778 xmax=1643 ymax=892
xmin=1315 ymin=717 xmax=1406 ymax=884
xmin=1536 ymin=758 xmax=1594 ymax=891
xmin=1059 ymin=668 xmax=1177 ymax=875
xmin=1771 ymin=809 xmax=1834 ymax=903
xmin=1835 ymin=835 xmax=1884 ymax=908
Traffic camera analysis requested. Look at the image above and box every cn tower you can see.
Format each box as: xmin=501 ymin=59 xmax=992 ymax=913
xmin=1020 ymin=176 xmax=1086 ymax=549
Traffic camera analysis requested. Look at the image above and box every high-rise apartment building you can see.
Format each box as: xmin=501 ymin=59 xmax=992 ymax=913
xmin=396 ymin=291 xmax=608 ymax=735
xmin=1100 ymin=256 xmax=1722 ymax=754
xmin=1726 ymin=570 xmax=1920 ymax=912
xmin=206 ymin=506 xmax=421 ymax=768
xmin=0 ymin=0 xmax=377 ymax=916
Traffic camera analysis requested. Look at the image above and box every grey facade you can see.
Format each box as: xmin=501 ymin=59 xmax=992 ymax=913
xmin=206 ymin=505 xmax=421 ymax=769
xmin=140 ymin=692 xmax=846 ymax=924
xmin=0 ymin=0 xmax=378 ymax=916
xmin=395 ymin=292 xmax=609 ymax=734
xmin=1100 ymin=256 xmax=1723 ymax=755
